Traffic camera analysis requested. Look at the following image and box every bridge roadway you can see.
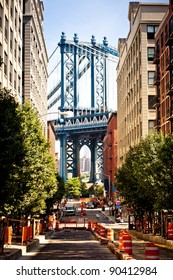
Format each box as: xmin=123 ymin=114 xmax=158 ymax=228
xmin=18 ymin=209 xmax=117 ymax=260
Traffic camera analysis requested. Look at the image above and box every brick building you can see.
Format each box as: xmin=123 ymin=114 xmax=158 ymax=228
xmin=103 ymin=112 xmax=117 ymax=198
xmin=154 ymin=0 xmax=173 ymax=133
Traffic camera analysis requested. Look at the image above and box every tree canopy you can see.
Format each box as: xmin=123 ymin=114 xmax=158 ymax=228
xmin=0 ymin=89 xmax=58 ymax=217
xmin=115 ymin=132 xmax=173 ymax=215
xmin=64 ymin=177 xmax=81 ymax=198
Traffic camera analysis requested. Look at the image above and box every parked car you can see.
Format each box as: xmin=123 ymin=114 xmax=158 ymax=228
xmin=86 ymin=202 xmax=94 ymax=209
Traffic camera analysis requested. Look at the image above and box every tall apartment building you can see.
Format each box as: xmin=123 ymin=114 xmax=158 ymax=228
xmin=103 ymin=112 xmax=117 ymax=198
xmin=117 ymin=2 xmax=168 ymax=167
xmin=23 ymin=0 xmax=48 ymax=135
xmin=0 ymin=0 xmax=23 ymax=102
xmin=0 ymin=0 xmax=48 ymax=136
xmin=154 ymin=0 xmax=173 ymax=133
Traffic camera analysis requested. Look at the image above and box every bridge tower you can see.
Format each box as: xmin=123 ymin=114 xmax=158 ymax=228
xmin=48 ymin=32 xmax=119 ymax=182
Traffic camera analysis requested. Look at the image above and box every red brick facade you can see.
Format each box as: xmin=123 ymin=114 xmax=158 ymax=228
xmin=103 ymin=112 xmax=117 ymax=197
xmin=154 ymin=0 xmax=173 ymax=133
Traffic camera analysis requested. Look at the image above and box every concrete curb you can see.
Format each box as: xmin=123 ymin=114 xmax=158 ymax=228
xmin=91 ymin=229 xmax=136 ymax=260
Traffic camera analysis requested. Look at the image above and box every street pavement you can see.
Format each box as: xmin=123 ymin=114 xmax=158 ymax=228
xmin=1 ymin=208 xmax=173 ymax=260
xmin=18 ymin=229 xmax=117 ymax=260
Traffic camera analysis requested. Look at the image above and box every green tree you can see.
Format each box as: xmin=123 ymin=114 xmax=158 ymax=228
xmin=115 ymin=132 xmax=164 ymax=215
xmin=80 ymin=181 xmax=88 ymax=197
xmin=0 ymin=89 xmax=25 ymax=215
xmin=45 ymin=173 xmax=65 ymax=213
xmin=0 ymin=91 xmax=57 ymax=217
xmin=95 ymin=184 xmax=104 ymax=197
xmin=65 ymin=177 xmax=81 ymax=198
xmin=15 ymin=102 xmax=57 ymax=217
xmin=156 ymin=134 xmax=173 ymax=210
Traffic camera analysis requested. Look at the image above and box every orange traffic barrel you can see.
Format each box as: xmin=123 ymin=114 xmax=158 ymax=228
xmin=145 ymin=242 xmax=159 ymax=260
xmin=88 ymin=220 xmax=92 ymax=231
xmin=92 ymin=221 xmax=97 ymax=231
xmin=99 ymin=226 xmax=106 ymax=237
xmin=167 ymin=222 xmax=173 ymax=239
xmin=107 ymin=228 xmax=114 ymax=241
xmin=123 ymin=233 xmax=132 ymax=255
xmin=119 ymin=230 xmax=125 ymax=250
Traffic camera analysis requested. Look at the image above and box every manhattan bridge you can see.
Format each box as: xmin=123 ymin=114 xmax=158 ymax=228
xmin=47 ymin=32 xmax=119 ymax=183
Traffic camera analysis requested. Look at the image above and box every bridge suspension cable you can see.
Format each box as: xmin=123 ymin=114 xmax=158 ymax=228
xmin=48 ymin=45 xmax=59 ymax=61
xmin=66 ymin=40 xmax=119 ymax=63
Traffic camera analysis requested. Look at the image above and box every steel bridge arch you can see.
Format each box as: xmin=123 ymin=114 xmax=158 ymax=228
xmin=48 ymin=32 xmax=119 ymax=182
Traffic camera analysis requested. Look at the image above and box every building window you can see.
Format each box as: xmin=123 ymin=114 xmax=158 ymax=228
xmin=18 ymin=46 xmax=21 ymax=64
xmin=15 ymin=8 xmax=17 ymax=29
xmin=148 ymin=120 xmax=156 ymax=132
xmin=14 ymin=70 xmax=17 ymax=89
xmin=147 ymin=25 xmax=158 ymax=39
xmin=10 ymin=0 xmax=13 ymax=18
xmin=18 ymin=75 xmax=21 ymax=93
xmin=171 ymin=69 xmax=173 ymax=85
xmin=10 ymin=28 xmax=13 ymax=50
xmin=4 ymin=16 xmax=8 ymax=41
xmin=14 ymin=39 xmax=17 ymax=59
xmin=147 ymin=47 xmax=155 ymax=61
xmin=148 ymin=95 xmax=156 ymax=109
xmin=4 ymin=52 xmax=8 ymax=75
xmin=9 ymin=62 xmax=12 ymax=83
xmin=0 ymin=43 xmax=2 ymax=63
xmin=148 ymin=71 xmax=155 ymax=85
xmin=0 ymin=4 xmax=3 ymax=29
xmin=18 ymin=16 xmax=21 ymax=35
xmin=169 ymin=16 xmax=173 ymax=35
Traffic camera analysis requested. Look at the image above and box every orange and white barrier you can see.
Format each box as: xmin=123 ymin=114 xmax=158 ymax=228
xmin=99 ymin=226 xmax=106 ymax=237
xmin=118 ymin=230 xmax=125 ymax=250
xmin=123 ymin=233 xmax=132 ymax=255
xmin=145 ymin=242 xmax=159 ymax=260
xmin=107 ymin=228 xmax=114 ymax=241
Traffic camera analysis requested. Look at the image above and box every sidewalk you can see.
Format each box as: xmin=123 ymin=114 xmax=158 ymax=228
xmin=0 ymin=230 xmax=53 ymax=260
xmin=100 ymin=209 xmax=173 ymax=260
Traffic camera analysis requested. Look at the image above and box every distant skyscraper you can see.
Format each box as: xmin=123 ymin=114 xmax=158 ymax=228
xmin=80 ymin=155 xmax=91 ymax=173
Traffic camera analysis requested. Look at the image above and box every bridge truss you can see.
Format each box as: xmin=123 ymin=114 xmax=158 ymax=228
xmin=48 ymin=32 xmax=119 ymax=182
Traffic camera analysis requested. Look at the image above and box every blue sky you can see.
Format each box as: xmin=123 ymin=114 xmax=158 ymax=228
xmin=43 ymin=0 xmax=168 ymax=57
